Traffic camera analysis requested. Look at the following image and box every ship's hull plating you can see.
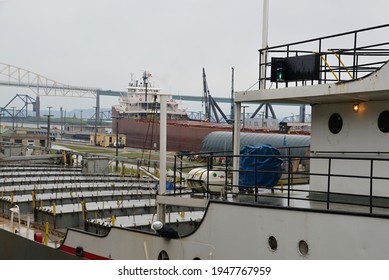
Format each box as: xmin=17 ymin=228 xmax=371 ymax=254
xmin=2 ymin=200 xmax=389 ymax=259
xmin=114 ymin=117 xmax=234 ymax=152
xmin=59 ymin=201 xmax=389 ymax=259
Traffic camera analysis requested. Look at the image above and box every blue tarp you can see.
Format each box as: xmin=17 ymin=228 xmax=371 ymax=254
xmin=156 ymin=181 xmax=174 ymax=191
xmin=239 ymin=144 xmax=282 ymax=188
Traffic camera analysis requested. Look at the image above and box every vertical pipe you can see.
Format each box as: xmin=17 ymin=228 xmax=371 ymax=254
xmin=157 ymin=94 xmax=167 ymax=223
xmin=159 ymin=94 xmax=167 ymax=195
xmin=261 ymin=0 xmax=269 ymax=50
xmin=115 ymin=119 xmax=119 ymax=172
xmin=230 ymin=67 xmax=234 ymax=120
xmin=232 ymin=102 xmax=241 ymax=193
xmin=36 ymin=96 xmax=40 ymax=129
xmin=11 ymin=107 xmax=15 ymax=130
xmin=47 ymin=115 xmax=51 ymax=149
xmin=96 ymin=91 xmax=100 ymax=124
xmin=94 ymin=106 xmax=98 ymax=146
xmin=260 ymin=0 xmax=269 ymax=90
xmin=60 ymin=107 xmax=63 ymax=138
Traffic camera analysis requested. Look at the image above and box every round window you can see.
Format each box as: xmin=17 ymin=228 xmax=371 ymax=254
xmin=298 ymin=240 xmax=309 ymax=256
xmin=378 ymin=111 xmax=389 ymax=133
xmin=328 ymin=113 xmax=343 ymax=134
xmin=157 ymin=250 xmax=169 ymax=260
xmin=268 ymin=236 xmax=278 ymax=251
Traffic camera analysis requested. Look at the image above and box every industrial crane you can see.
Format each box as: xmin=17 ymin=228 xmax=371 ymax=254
xmin=202 ymin=68 xmax=230 ymax=123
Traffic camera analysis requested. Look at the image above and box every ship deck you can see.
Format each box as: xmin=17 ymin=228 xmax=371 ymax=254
xmin=0 ymin=216 xmax=63 ymax=248
xmin=234 ymin=184 xmax=389 ymax=216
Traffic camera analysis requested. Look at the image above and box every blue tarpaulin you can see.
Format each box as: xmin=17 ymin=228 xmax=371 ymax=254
xmin=156 ymin=181 xmax=174 ymax=191
xmin=239 ymin=144 xmax=282 ymax=188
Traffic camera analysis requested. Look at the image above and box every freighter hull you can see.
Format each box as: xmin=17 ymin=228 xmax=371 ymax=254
xmin=114 ymin=116 xmax=233 ymax=152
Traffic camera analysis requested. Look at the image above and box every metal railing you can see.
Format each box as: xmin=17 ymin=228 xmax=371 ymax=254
xmin=173 ymin=149 xmax=389 ymax=216
xmin=259 ymin=24 xmax=389 ymax=89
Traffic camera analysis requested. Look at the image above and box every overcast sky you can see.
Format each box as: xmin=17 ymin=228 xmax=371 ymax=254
xmin=0 ymin=0 xmax=388 ymax=119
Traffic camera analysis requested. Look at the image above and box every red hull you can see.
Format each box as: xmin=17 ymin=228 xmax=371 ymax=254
xmin=114 ymin=117 xmax=233 ymax=152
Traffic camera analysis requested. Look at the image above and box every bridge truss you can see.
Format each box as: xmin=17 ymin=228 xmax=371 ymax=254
xmin=0 ymin=63 xmax=99 ymax=98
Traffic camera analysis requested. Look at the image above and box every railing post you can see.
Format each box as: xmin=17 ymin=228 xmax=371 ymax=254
xmin=353 ymin=31 xmax=358 ymax=79
xmin=206 ymin=156 xmax=210 ymax=199
xmin=287 ymin=154 xmax=291 ymax=206
xmin=254 ymin=156 xmax=258 ymax=202
xmin=259 ymin=50 xmax=262 ymax=90
xmin=327 ymin=158 xmax=332 ymax=210
xmin=179 ymin=155 xmax=183 ymax=194
xmin=370 ymin=159 xmax=374 ymax=214
xmin=318 ymin=39 xmax=322 ymax=84
xmin=173 ymin=155 xmax=177 ymax=195
xmin=285 ymin=45 xmax=290 ymax=88
xmin=224 ymin=157 xmax=228 ymax=199
xmin=338 ymin=52 xmax=341 ymax=81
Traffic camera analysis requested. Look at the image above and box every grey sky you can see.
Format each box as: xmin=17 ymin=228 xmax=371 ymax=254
xmin=0 ymin=0 xmax=388 ymax=118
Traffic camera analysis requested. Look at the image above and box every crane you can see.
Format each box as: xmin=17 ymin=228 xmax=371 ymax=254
xmin=202 ymin=68 xmax=230 ymax=123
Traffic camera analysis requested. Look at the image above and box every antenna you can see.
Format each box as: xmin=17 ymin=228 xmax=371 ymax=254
xmin=142 ymin=71 xmax=149 ymax=103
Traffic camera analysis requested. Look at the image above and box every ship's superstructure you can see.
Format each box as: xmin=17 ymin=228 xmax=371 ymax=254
xmin=113 ymin=72 xmax=188 ymax=121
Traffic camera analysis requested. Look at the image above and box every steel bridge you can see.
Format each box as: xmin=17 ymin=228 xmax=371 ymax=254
xmin=0 ymin=63 xmax=232 ymax=126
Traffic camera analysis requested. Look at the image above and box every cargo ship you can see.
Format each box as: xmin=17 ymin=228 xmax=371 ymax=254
xmin=111 ymin=72 xmax=275 ymax=152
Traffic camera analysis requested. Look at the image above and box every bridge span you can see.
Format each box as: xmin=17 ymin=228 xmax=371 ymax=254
xmin=0 ymin=63 xmax=232 ymax=126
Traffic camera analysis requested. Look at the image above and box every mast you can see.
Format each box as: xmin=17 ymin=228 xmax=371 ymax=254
xmin=142 ymin=71 xmax=150 ymax=111
xmin=157 ymin=94 xmax=167 ymax=223
xmin=260 ymin=0 xmax=269 ymax=90
xmin=230 ymin=67 xmax=234 ymax=120
xmin=202 ymin=68 xmax=210 ymax=121
xmin=233 ymin=0 xmax=270 ymax=189
xmin=258 ymin=0 xmax=276 ymax=119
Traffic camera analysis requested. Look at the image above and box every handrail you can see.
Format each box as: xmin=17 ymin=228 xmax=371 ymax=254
xmin=258 ymin=24 xmax=389 ymax=89
xmin=174 ymin=149 xmax=389 ymax=217
xmin=258 ymin=24 xmax=389 ymax=53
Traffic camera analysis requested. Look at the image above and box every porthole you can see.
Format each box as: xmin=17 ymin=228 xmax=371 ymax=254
xmin=268 ymin=236 xmax=278 ymax=251
xmin=75 ymin=246 xmax=84 ymax=257
xmin=328 ymin=113 xmax=343 ymax=134
xmin=378 ymin=111 xmax=389 ymax=133
xmin=157 ymin=250 xmax=169 ymax=260
xmin=298 ymin=240 xmax=309 ymax=256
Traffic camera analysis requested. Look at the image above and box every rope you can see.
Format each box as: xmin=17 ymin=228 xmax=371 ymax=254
xmin=140 ymin=94 xmax=159 ymax=171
